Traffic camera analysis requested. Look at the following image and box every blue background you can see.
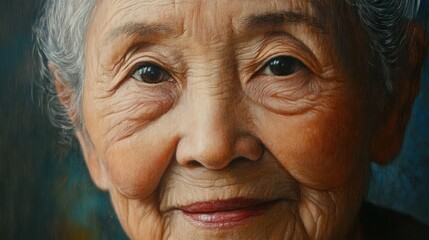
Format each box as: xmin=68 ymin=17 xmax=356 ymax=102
xmin=1 ymin=1 xmax=428 ymax=239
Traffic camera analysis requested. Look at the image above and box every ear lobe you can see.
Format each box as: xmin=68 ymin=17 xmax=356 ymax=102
xmin=370 ymin=23 xmax=428 ymax=165
xmin=75 ymin=130 xmax=109 ymax=191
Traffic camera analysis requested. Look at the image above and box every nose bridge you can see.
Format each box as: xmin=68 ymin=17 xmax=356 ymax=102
xmin=186 ymin=70 xmax=238 ymax=168
xmin=175 ymin=46 xmax=262 ymax=169
xmin=188 ymin=48 xmax=239 ymax=136
xmin=187 ymin=45 xmax=238 ymax=96
xmin=195 ymin=92 xmax=233 ymax=141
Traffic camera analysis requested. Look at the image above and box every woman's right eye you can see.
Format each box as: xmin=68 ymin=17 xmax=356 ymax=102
xmin=131 ymin=63 xmax=171 ymax=84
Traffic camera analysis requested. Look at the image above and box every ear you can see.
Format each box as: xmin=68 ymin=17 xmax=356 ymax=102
xmin=50 ymin=63 xmax=109 ymax=190
xmin=370 ymin=23 xmax=428 ymax=165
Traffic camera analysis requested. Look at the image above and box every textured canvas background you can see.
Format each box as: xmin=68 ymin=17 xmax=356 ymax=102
xmin=1 ymin=1 xmax=429 ymax=239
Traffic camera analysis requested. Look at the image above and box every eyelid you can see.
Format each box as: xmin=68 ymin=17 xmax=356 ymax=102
xmin=115 ymin=46 xmax=183 ymax=84
xmin=243 ymin=34 xmax=322 ymax=82
xmin=266 ymin=32 xmax=321 ymax=72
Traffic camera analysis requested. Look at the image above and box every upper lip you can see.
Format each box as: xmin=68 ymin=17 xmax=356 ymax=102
xmin=179 ymin=198 xmax=279 ymax=213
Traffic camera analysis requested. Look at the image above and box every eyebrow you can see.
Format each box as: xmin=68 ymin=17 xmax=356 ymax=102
xmin=243 ymin=11 xmax=325 ymax=32
xmin=104 ymin=22 xmax=173 ymax=45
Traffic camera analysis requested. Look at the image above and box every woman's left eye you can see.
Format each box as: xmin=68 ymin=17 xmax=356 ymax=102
xmin=262 ymin=56 xmax=304 ymax=76
xmin=131 ymin=63 xmax=171 ymax=84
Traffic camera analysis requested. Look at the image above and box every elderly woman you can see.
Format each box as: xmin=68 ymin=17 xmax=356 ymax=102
xmin=34 ymin=0 xmax=428 ymax=239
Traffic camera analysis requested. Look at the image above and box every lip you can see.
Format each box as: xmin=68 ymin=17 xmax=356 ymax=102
xmin=179 ymin=198 xmax=279 ymax=229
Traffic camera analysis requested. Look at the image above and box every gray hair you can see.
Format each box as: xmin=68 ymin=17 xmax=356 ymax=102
xmin=33 ymin=0 xmax=422 ymax=141
xmin=351 ymin=0 xmax=421 ymax=92
xmin=33 ymin=0 xmax=96 ymax=142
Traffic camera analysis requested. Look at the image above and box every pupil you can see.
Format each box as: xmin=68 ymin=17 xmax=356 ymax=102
xmin=269 ymin=57 xmax=299 ymax=76
xmin=141 ymin=65 xmax=163 ymax=83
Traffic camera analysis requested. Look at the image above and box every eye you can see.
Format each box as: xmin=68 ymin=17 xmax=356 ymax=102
xmin=262 ymin=56 xmax=304 ymax=76
xmin=132 ymin=63 xmax=171 ymax=84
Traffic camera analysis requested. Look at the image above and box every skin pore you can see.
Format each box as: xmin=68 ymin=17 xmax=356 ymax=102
xmin=70 ymin=0 xmax=385 ymax=239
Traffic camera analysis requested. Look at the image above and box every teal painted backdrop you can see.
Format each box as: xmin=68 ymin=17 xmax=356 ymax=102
xmin=1 ymin=1 xmax=429 ymax=239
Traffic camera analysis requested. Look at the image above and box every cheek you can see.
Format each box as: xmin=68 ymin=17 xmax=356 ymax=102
xmin=83 ymin=80 xmax=179 ymax=198
xmin=256 ymin=97 xmax=368 ymax=189
xmin=104 ymin=124 xmax=178 ymax=198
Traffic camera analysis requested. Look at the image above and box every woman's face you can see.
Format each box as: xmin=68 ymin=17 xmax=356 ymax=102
xmin=79 ymin=0 xmax=374 ymax=239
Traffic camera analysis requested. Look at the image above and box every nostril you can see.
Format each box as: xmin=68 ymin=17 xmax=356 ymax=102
xmin=187 ymin=160 xmax=204 ymax=169
xmin=176 ymin=134 xmax=263 ymax=170
xmin=229 ymin=157 xmax=259 ymax=167
xmin=185 ymin=156 xmax=259 ymax=170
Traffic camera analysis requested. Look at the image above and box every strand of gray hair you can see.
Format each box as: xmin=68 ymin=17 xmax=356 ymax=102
xmin=350 ymin=0 xmax=420 ymax=93
xmin=33 ymin=0 xmax=96 ymax=143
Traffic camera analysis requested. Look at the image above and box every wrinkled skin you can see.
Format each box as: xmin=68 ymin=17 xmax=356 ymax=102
xmin=62 ymin=0 xmax=419 ymax=239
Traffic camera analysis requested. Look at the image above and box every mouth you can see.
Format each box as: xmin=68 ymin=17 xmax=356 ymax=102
xmin=179 ymin=198 xmax=282 ymax=229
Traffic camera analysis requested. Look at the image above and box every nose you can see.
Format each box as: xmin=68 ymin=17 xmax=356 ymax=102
xmin=176 ymin=93 xmax=263 ymax=170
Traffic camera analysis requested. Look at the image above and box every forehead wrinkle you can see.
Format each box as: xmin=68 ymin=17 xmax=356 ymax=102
xmin=243 ymin=11 xmax=325 ymax=33
xmin=103 ymin=22 xmax=174 ymax=46
xmin=180 ymin=1 xmax=238 ymax=46
xmin=97 ymin=0 xmax=190 ymax=45
xmin=233 ymin=0 xmax=328 ymax=33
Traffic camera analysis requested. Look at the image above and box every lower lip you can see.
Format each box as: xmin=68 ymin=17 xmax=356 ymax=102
xmin=181 ymin=200 xmax=277 ymax=229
